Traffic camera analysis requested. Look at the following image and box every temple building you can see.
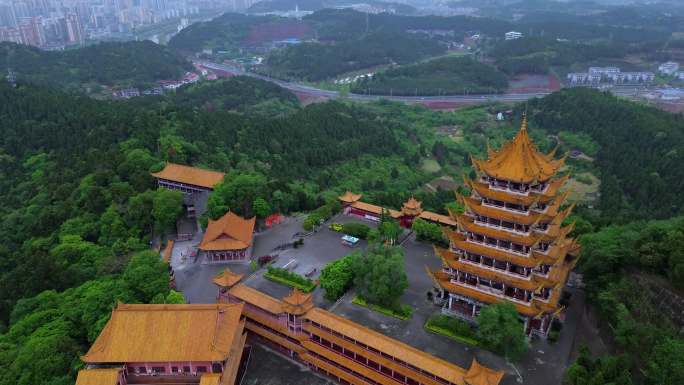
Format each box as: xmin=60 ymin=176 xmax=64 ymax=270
xmin=213 ymin=269 xmax=504 ymax=385
xmin=77 ymin=303 xmax=246 ymax=385
xmin=152 ymin=162 xmax=225 ymax=194
xmin=199 ymin=211 xmax=256 ymax=262
xmin=427 ymin=117 xmax=580 ymax=337
xmin=339 ymin=192 xmax=456 ymax=228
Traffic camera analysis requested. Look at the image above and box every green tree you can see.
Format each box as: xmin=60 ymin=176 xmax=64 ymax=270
xmin=207 ymin=172 xmax=268 ymax=218
xmin=152 ymin=188 xmax=184 ymax=235
xmin=98 ymin=204 xmax=129 ymax=247
xmin=320 ymin=254 xmax=356 ymax=301
xmin=476 ymin=302 xmax=528 ymax=361
xmin=351 ymin=244 xmax=407 ymax=309
xmin=253 ymin=197 xmax=272 ymax=218
xmin=122 ymin=250 xmax=169 ymax=303
xmin=411 ymin=218 xmax=444 ymax=243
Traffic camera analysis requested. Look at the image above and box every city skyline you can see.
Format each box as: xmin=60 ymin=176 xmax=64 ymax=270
xmin=0 ymin=0 xmax=249 ymax=49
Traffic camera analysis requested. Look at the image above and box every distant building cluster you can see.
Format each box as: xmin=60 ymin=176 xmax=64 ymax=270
xmin=113 ymin=70 xmax=200 ymax=99
xmin=0 ymin=0 xmax=228 ymax=49
xmin=505 ymin=31 xmax=523 ymax=40
xmin=658 ymin=61 xmax=684 ymax=80
xmin=567 ymin=67 xmax=655 ymax=85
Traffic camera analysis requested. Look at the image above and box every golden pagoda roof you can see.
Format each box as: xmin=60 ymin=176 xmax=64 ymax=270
xmin=199 ymin=211 xmax=256 ymax=251
xmin=339 ymin=191 xmax=363 ymax=203
xmin=75 ymin=369 xmax=121 ymax=385
xmin=151 ymin=162 xmax=225 ymax=189
xmin=213 ymin=268 xmax=244 ymax=288
xmin=82 ymin=303 xmax=244 ymax=363
xmin=283 ymin=288 xmax=315 ymax=315
xmin=401 ymin=197 xmax=424 ymax=216
xmin=472 ymin=117 xmax=565 ymax=184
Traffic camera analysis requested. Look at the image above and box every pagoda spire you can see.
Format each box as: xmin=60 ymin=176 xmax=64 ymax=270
xmin=520 ymin=113 xmax=528 ymax=131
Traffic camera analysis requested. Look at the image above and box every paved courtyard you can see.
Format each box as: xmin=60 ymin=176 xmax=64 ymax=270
xmin=241 ymin=344 xmax=333 ymax=385
xmin=172 ymin=213 xmax=583 ymax=385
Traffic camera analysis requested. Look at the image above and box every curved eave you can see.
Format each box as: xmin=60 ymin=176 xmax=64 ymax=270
xmin=457 ymin=216 xmax=540 ymax=247
xmin=428 ymin=270 xmax=561 ymax=317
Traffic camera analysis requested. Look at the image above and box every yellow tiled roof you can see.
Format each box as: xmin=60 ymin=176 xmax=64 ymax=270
xmin=199 ymin=373 xmax=221 ymax=385
xmin=151 ymin=162 xmax=225 ymax=189
xmin=200 ymin=212 xmax=255 ymax=251
xmin=228 ymin=284 xmax=285 ymax=315
xmin=82 ymin=303 xmax=244 ymax=363
xmin=282 ymin=288 xmax=314 ymax=315
xmin=465 ymin=358 xmax=505 ymax=385
xmin=351 ymin=201 xmax=401 ymax=217
xmin=304 ymin=308 xmax=473 ymax=385
xmin=339 ymin=191 xmax=363 ymax=203
xmin=213 ymin=268 xmax=244 ymax=287
xmin=75 ymin=369 xmax=121 ymax=385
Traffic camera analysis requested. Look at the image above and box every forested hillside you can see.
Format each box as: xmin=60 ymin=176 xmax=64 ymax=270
xmin=351 ymin=56 xmax=509 ymax=96
xmin=0 ymin=41 xmax=191 ymax=90
xmin=264 ymin=32 xmax=444 ymax=81
xmin=162 ymin=76 xmax=300 ymax=115
xmin=526 ymin=88 xmax=684 ymax=221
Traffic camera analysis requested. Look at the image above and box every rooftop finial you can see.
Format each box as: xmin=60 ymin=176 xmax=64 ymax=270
xmin=520 ymin=112 xmax=528 ymax=131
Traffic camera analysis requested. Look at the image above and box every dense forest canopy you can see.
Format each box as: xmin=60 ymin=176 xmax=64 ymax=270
xmin=526 ymin=88 xmax=684 ymax=221
xmin=351 ymin=56 xmax=509 ymax=96
xmin=0 ymin=41 xmax=191 ymax=90
xmin=264 ymin=31 xmax=444 ymax=81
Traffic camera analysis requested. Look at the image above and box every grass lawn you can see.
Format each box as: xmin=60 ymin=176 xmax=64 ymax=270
xmin=421 ymin=158 xmax=442 ymax=173
xmin=565 ymin=172 xmax=600 ymax=203
xmin=424 ymin=315 xmax=479 ymax=346
xmin=352 ymin=296 xmax=413 ymax=320
xmin=264 ymin=271 xmax=317 ymax=293
xmin=425 ymin=321 xmax=479 ymax=346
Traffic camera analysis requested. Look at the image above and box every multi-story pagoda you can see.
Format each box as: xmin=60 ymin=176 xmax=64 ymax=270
xmin=427 ymin=117 xmax=581 ymax=337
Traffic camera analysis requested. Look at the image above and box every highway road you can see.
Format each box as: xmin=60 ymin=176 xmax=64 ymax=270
xmin=197 ymin=60 xmax=552 ymax=103
xmin=197 ymin=60 xmax=644 ymax=104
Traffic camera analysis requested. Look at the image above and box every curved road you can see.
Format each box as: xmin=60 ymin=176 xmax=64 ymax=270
xmin=197 ymin=60 xmax=553 ymax=103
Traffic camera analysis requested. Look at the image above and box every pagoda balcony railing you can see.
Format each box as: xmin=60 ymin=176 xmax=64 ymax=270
xmin=487 ymin=184 xmax=531 ymax=197
xmin=481 ymin=200 xmax=530 ymax=215
xmin=458 ymin=257 xmax=532 ymax=280
xmin=473 ymin=218 xmax=530 ymax=236
xmin=465 ymin=238 xmax=531 ymax=257
xmin=449 ymin=278 xmax=532 ymax=305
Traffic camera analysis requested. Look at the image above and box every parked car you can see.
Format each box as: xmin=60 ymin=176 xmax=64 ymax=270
xmin=329 ymin=223 xmax=343 ymax=232
xmin=257 ymin=255 xmax=274 ymax=266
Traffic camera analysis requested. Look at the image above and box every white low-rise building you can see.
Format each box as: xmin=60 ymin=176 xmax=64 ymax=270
xmin=659 ymin=61 xmax=680 ymax=75
xmin=505 ymin=31 xmax=523 ymax=40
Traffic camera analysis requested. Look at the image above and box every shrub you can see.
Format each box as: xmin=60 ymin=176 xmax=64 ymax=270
xmin=342 ymin=223 xmax=371 ymax=239
xmin=265 ymin=266 xmax=316 ymax=292
xmin=428 ymin=315 xmax=477 ymax=340
xmin=303 ymin=201 xmax=341 ymax=231
xmin=411 ymin=218 xmax=445 ymax=244
xmin=320 ymin=254 xmax=356 ymax=301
